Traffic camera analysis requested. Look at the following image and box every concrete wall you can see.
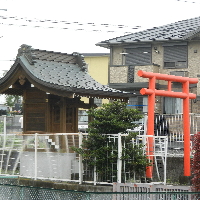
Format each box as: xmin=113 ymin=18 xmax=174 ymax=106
xmin=20 ymin=152 xmax=79 ymax=179
xmin=154 ymin=157 xmax=191 ymax=185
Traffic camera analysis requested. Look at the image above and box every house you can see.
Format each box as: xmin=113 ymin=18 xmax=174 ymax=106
xmin=82 ymin=53 xmax=110 ymax=107
xmin=96 ymin=16 xmax=200 ymax=114
xmin=78 ymin=53 xmax=109 ymax=131
xmin=0 ymin=44 xmax=134 ymax=134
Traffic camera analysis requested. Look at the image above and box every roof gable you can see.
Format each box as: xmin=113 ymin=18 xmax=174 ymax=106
xmin=97 ymin=16 xmax=200 ymax=47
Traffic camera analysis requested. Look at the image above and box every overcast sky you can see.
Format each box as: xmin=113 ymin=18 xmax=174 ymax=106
xmin=0 ymin=0 xmax=200 ymax=71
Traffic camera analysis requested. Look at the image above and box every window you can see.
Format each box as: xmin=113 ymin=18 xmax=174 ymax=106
xmin=163 ymin=44 xmax=187 ymax=69
xmin=128 ymin=96 xmax=148 ymax=112
xmin=163 ymin=97 xmax=183 ymax=114
xmin=124 ymin=46 xmax=152 ymax=83
xmin=125 ymin=46 xmax=152 ymax=66
xmin=94 ymin=98 xmax=102 ymax=107
xmin=78 ymin=110 xmax=88 ymax=122
xmin=170 ymin=71 xmax=188 ymax=77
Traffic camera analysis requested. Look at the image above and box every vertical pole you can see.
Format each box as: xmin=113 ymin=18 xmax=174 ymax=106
xmin=143 ymin=113 xmax=148 ymax=135
xmin=94 ymin=159 xmax=97 ymax=185
xmin=183 ymin=81 xmax=191 ymax=176
xmin=167 ymin=81 xmax=172 ymax=91
xmin=3 ymin=115 xmax=6 ymax=136
xmin=34 ymin=133 xmax=38 ymax=180
xmin=79 ymin=132 xmax=83 ymax=184
xmin=117 ymin=133 xmax=122 ymax=183
xmin=164 ymin=136 xmax=168 ymax=185
xmin=0 ymin=116 xmax=6 ymax=174
xmin=146 ymin=77 xmax=155 ymax=179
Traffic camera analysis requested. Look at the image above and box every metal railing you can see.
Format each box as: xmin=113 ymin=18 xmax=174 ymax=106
xmin=131 ymin=113 xmax=200 ymax=156
xmin=0 ymin=132 xmax=194 ymax=185
xmin=0 ymin=132 xmax=171 ymax=184
xmin=0 ymin=113 xmax=199 ymax=185
xmin=1 ymin=113 xmax=200 ymax=157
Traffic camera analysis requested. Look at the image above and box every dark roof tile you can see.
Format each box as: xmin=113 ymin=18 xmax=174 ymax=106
xmin=1 ymin=44 xmax=134 ymax=99
xmin=97 ymin=16 xmax=200 ymax=47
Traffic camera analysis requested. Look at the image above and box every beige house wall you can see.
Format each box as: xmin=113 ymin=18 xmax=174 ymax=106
xmin=82 ymin=55 xmax=109 ymax=104
xmin=112 ymin=46 xmax=124 ymax=65
xmin=134 ymin=65 xmax=159 ymax=83
xmin=84 ymin=56 xmax=109 ymax=85
xmin=152 ymin=43 xmax=164 ymax=70
xmin=188 ymin=41 xmax=200 ymax=95
xmin=110 ymin=66 xmax=128 ymax=83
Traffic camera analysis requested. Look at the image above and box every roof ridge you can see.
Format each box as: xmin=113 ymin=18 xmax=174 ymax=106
xmin=17 ymin=45 xmax=86 ymax=70
xmin=17 ymin=44 xmax=36 ymax=65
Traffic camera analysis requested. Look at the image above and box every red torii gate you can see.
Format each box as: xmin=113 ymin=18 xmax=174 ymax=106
xmin=138 ymin=70 xmax=198 ymax=178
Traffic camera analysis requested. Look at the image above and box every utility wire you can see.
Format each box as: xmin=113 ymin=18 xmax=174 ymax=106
xmin=176 ymin=0 xmax=200 ymax=3
xmin=0 ymin=15 xmax=141 ymax=29
xmin=0 ymin=21 xmax=135 ymax=35
xmin=0 ymin=15 xmax=141 ymax=34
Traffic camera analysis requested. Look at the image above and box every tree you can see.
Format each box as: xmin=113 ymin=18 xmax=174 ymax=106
xmin=5 ymin=95 xmax=20 ymax=111
xmin=87 ymin=101 xmax=142 ymax=134
xmin=72 ymin=101 xmax=150 ymax=182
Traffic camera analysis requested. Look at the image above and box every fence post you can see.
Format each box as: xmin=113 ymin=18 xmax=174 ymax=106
xmin=164 ymin=136 xmax=168 ymax=185
xmin=79 ymin=132 xmax=83 ymax=184
xmin=34 ymin=133 xmax=38 ymax=180
xmin=0 ymin=116 xmax=6 ymax=174
xmin=117 ymin=133 xmax=122 ymax=183
xmin=3 ymin=115 xmax=6 ymax=137
xmin=94 ymin=159 xmax=97 ymax=185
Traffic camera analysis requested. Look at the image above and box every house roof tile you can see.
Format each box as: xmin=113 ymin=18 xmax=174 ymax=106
xmin=97 ymin=16 xmax=200 ymax=47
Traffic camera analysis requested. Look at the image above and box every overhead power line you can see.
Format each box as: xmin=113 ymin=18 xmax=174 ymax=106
xmin=0 ymin=15 xmax=141 ymax=34
xmin=176 ymin=0 xmax=200 ymax=3
xmin=0 ymin=15 xmax=141 ymax=29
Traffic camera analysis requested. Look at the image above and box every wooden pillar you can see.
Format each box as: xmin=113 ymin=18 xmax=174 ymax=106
xmin=46 ymin=94 xmax=50 ymax=133
xmin=60 ymin=97 xmax=67 ymax=133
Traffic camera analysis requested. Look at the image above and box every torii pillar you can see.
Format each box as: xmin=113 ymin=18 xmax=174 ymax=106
xmin=138 ymin=70 xmax=198 ymax=178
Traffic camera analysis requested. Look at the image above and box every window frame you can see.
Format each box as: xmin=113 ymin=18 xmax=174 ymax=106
xmin=163 ymin=43 xmax=188 ymax=69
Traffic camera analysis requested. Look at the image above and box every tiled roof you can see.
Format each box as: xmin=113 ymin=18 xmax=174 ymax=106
xmin=0 ymin=44 xmax=133 ymax=99
xmin=96 ymin=16 xmax=200 ymax=47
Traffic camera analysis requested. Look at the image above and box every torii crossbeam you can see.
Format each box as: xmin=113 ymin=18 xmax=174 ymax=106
xmin=138 ymin=70 xmax=198 ymax=178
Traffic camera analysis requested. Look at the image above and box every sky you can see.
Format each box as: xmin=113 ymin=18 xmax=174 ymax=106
xmin=0 ymin=0 xmax=200 ymax=73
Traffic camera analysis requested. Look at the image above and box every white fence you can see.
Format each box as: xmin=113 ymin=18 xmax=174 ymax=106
xmin=0 ymin=113 xmax=199 ymax=185
xmin=0 ymin=133 xmax=170 ymax=185
xmin=135 ymin=113 xmax=200 ymax=156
